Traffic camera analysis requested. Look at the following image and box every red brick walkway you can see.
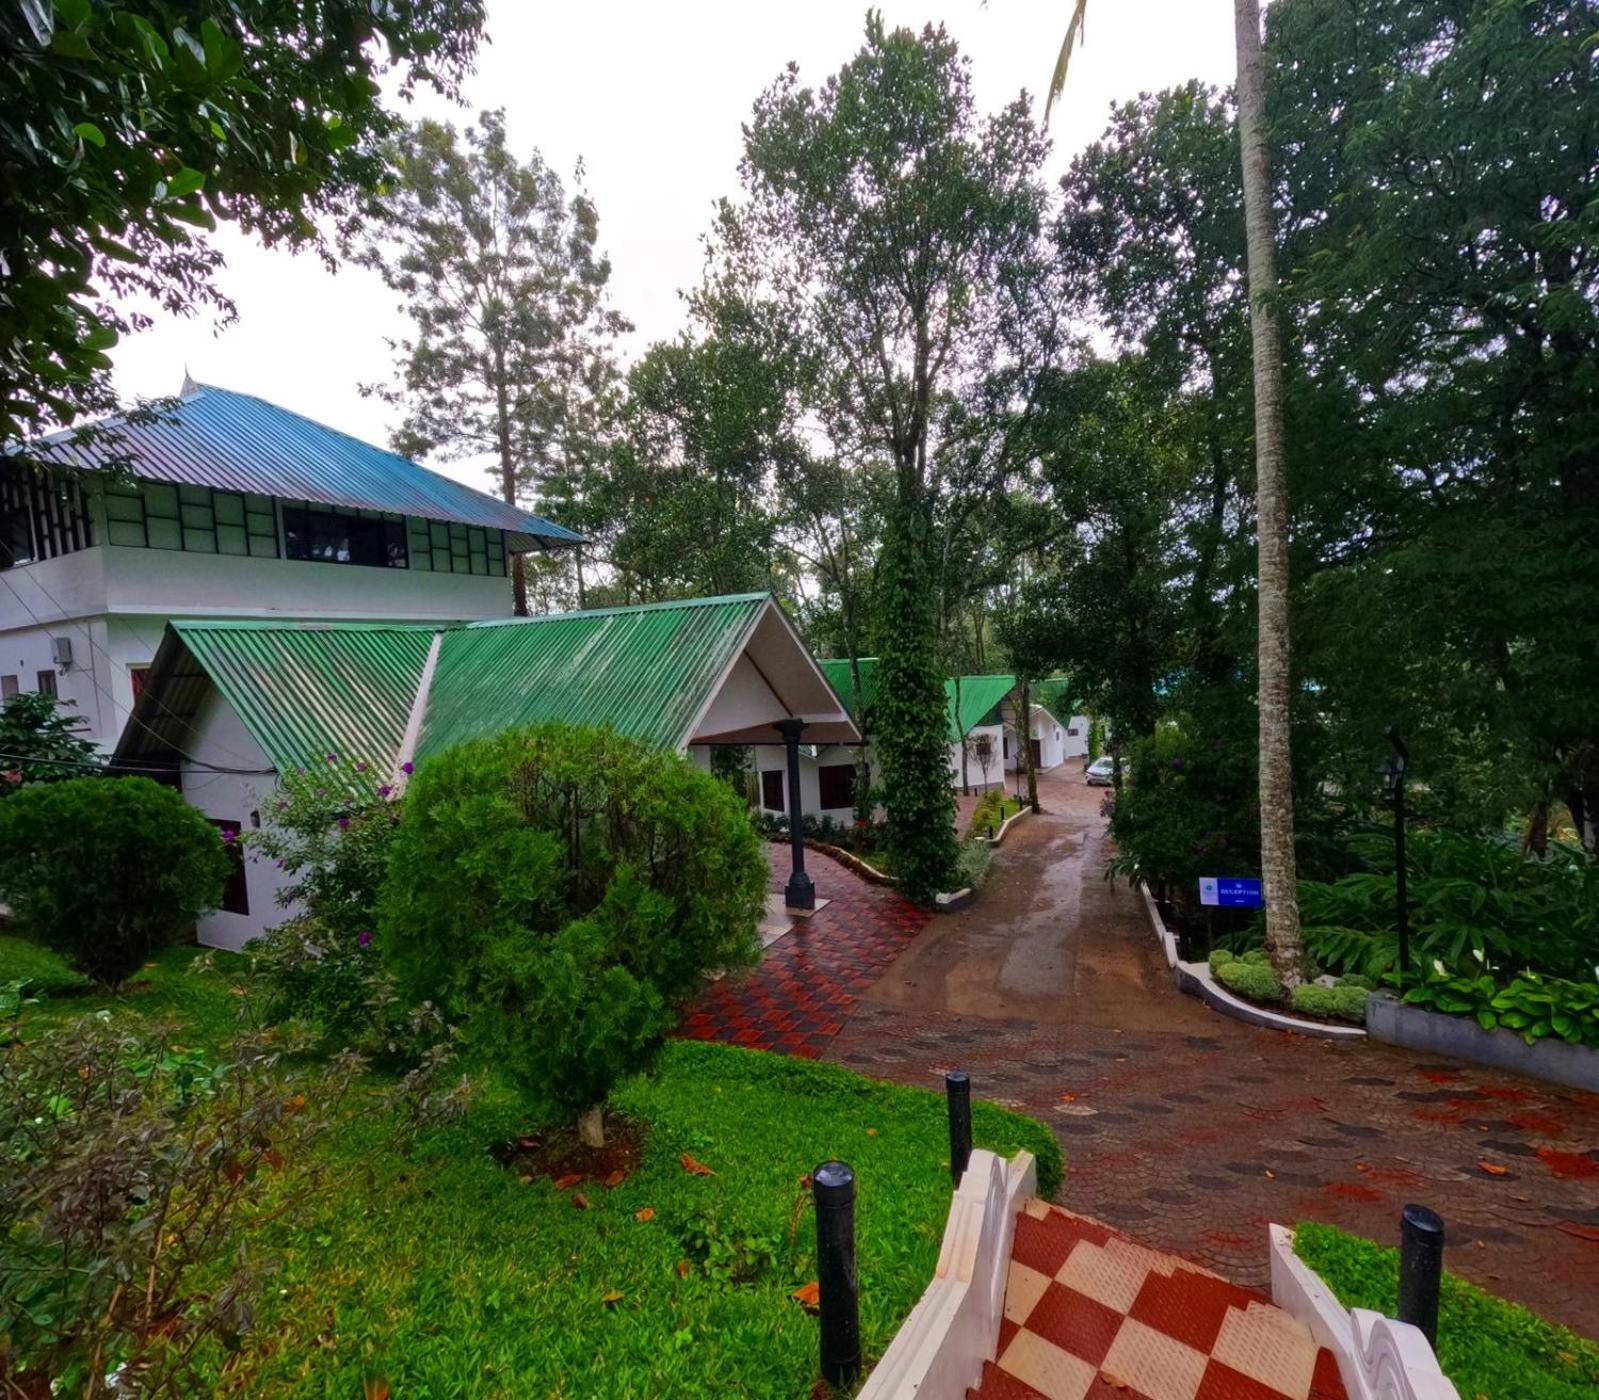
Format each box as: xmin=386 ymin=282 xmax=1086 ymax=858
xmin=683 ymin=788 xmax=1599 ymax=1339
xmin=679 ymin=846 xmax=928 ymax=1058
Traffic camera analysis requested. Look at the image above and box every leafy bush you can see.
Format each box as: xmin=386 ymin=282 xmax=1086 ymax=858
xmin=379 ymin=724 xmax=767 ymax=1142
xmin=1399 ymin=968 xmax=1599 ymax=1047
xmin=1294 ymin=1221 xmax=1599 ymax=1400
xmin=0 ymin=1012 xmax=360 ymax=1396
xmin=756 ymin=808 xmax=889 ymax=855
xmin=1289 ymin=982 xmax=1369 ymax=1023
xmin=0 ymin=692 xmax=98 ymax=793
xmin=0 ymin=936 xmax=88 ymax=998
xmin=1215 ymin=957 xmax=1284 ymax=1004
xmin=0 ymin=777 xmax=230 ymax=986
xmin=967 ymin=790 xmax=1022 ymax=840
xmin=1297 ymin=830 xmax=1599 ymax=982
xmin=243 ymin=756 xmax=405 ymax=1042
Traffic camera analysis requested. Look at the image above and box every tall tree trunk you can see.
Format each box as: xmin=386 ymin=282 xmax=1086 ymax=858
xmin=493 ymin=347 xmax=530 ymax=618
xmin=1235 ymin=0 xmax=1303 ymax=987
xmin=574 ymin=544 xmax=587 ymax=609
xmin=1021 ymin=677 xmax=1039 ymax=813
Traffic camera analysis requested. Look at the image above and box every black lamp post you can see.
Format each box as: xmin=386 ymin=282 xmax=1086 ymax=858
xmin=1384 ymin=727 xmax=1410 ymax=983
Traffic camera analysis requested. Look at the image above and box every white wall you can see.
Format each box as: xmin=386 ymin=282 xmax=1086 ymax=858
xmin=1003 ymin=708 xmax=1068 ymax=772
xmin=751 ymin=744 xmax=876 ymax=824
xmin=1061 ymin=715 xmax=1091 ymax=760
xmin=180 ymin=687 xmax=293 ymax=951
xmin=951 ymin=724 xmax=1005 ymax=792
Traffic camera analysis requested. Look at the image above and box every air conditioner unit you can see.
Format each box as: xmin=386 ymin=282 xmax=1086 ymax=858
xmin=50 ymin=637 xmax=73 ymax=669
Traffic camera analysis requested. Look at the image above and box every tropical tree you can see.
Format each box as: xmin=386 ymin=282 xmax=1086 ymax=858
xmin=1049 ymin=1 xmax=1305 ymax=983
xmin=1 ymin=0 xmax=485 ymax=445
xmin=732 ymin=17 xmax=1056 ymax=902
xmin=355 ymin=110 xmax=628 ymax=613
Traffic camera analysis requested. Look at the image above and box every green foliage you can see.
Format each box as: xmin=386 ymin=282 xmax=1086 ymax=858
xmin=1293 ymin=1221 xmax=1599 ymax=1400
xmin=873 ymin=507 xmax=961 ymax=904
xmin=243 ymin=757 xmax=403 ymax=1042
xmin=379 ymin=725 xmax=767 ymax=1126
xmin=0 ymin=777 xmax=228 ymax=987
xmin=1 ymin=0 xmax=485 ymax=442
xmin=354 ymin=109 xmax=625 ymax=582
xmin=1399 ymin=970 xmax=1599 ymax=1049
xmin=1296 ymin=831 xmax=1599 ymax=983
xmin=1288 ymin=983 xmax=1369 ymax=1024
xmin=0 ymin=937 xmax=88 ymax=999
xmin=1215 ymin=958 xmax=1284 ymax=1005
xmin=967 ymin=789 xmax=1022 ymax=839
xmin=0 ymin=693 xmax=98 ymax=791
xmin=0 ymin=1012 xmax=361 ymax=1397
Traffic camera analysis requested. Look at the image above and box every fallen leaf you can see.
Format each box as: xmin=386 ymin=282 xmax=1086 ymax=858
xmin=602 ymin=1290 xmax=624 ymax=1306
xmin=1059 ymin=1093 xmax=1077 ymax=1103
xmin=792 ymin=1281 xmax=821 ymax=1311
xmin=1474 ymin=1240 xmax=1486 ymax=1249
xmin=1558 ymin=1351 xmax=1577 ymax=1365
xmin=1100 ymin=1370 xmax=1130 ymax=1391
xmin=363 ymin=1380 xmax=389 ymax=1400
xmin=675 ymin=1258 xmax=692 ymax=1279
xmin=1264 ymin=1169 xmax=1276 ymax=1180
xmin=604 ymin=1169 xmax=628 ymax=1188
xmin=680 ymin=1153 xmax=715 ymax=1176
xmin=1477 ymin=1161 xmax=1509 ymax=1176
xmin=1354 ymin=1162 xmax=1369 ymax=1173
xmin=517 ymin=1134 xmax=541 ymax=1151
xmin=634 ymin=1207 xmax=655 ymax=1222
xmin=571 ymin=1193 xmax=590 ymax=1210
xmin=865 ymin=1128 xmax=878 ymax=1137
xmin=229 ymin=985 xmax=248 ymax=996
xmin=553 ymin=1173 xmax=584 ymax=1191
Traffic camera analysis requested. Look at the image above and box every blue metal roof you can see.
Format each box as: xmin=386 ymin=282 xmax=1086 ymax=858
xmin=31 ymin=385 xmax=582 ymax=547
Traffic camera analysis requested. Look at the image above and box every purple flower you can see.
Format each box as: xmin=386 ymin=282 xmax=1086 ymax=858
xmin=326 ymin=753 xmax=339 ymax=764
xmin=378 ymin=784 xmax=393 ymax=798
xmin=357 ymin=930 xmax=372 ymax=948
xmin=401 ymin=761 xmax=414 ymax=775
xmin=1169 ymin=758 xmax=1185 ymax=771
xmin=355 ymin=760 xmax=369 ymax=773
xmin=337 ymin=816 xmax=350 ymax=830
xmin=220 ymin=828 xmax=236 ymax=844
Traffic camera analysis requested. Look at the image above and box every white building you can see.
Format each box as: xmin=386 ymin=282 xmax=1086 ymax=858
xmin=116 ymin=595 xmax=858 ymax=948
xmin=0 ymin=383 xmax=581 ymax=751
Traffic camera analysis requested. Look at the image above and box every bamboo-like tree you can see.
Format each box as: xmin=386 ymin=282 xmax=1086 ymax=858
xmin=1048 ymin=1 xmax=1304 ymax=984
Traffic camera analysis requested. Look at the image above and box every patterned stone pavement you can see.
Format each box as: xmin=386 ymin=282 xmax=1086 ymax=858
xmin=686 ymin=771 xmax=1599 ymax=1339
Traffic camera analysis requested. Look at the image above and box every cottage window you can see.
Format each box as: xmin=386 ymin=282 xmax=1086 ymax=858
xmin=283 ymin=506 xmax=407 ymax=568
xmin=818 ymin=763 xmax=854 ymax=810
xmin=0 ymin=675 xmax=17 ymax=700
xmin=760 ymin=769 xmax=785 ymax=812
xmin=209 ymin=820 xmax=250 ymax=916
xmin=35 ymin=670 xmax=56 ymax=698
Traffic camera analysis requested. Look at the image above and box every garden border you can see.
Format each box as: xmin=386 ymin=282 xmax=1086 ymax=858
xmin=806 ymin=839 xmax=897 ymax=887
xmin=1139 ymin=885 xmax=1367 ymax=1041
xmin=976 ymin=804 xmax=1032 ymax=848
xmin=1366 ymin=992 xmax=1599 ymax=1093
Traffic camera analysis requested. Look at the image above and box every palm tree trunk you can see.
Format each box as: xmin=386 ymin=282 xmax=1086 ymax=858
xmin=1234 ymin=0 xmax=1303 ymax=988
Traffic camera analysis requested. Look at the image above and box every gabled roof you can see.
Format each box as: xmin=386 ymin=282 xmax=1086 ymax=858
xmin=114 ymin=595 xmax=860 ymax=778
xmin=945 ymin=674 xmax=1017 ymax=741
xmin=27 ymin=384 xmax=582 ymax=549
xmin=816 ymin=657 xmax=1016 ymax=742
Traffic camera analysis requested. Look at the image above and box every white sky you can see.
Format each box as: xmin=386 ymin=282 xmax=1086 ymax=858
xmin=108 ymin=1 xmax=1239 ymax=494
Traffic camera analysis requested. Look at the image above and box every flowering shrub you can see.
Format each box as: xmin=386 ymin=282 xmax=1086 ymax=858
xmin=379 ymin=724 xmax=767 ymax=1145
xmin=243 ymin=755 xmax=404 ymax=1043
xmin=0 ymin=777 xmax=229 ymax=986
xmin=0 ymin=691 xmax=97 ymax=794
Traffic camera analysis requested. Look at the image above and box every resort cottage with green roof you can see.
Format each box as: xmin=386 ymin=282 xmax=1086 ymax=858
xmin=117 ymin=595 xmax=859 ymax=948
xmin=0 ymin=383 xmax=580 ymax=750
xmin=749 ymin=661 xmax=1088 ymax=824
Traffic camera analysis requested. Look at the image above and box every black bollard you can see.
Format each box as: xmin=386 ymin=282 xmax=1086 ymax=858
xmin=1397 ymin=1204 xmax=1444 ymax=1349
xmin=946 ymin=1070 xmax=972 ymax=1187
xmin=813 ymin=1161 xmax=861 ymax=1385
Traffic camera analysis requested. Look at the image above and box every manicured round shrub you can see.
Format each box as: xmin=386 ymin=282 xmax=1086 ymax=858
xmin=0 ymin=777 xmax=230 ymax=987
xmin=1208 ymin=947 xmax=1238 ymax=975
xmin=1215 ymin=957 xmax=1284 ymax=1004
xmin=1288 ymin=982 xmax=1371 ymax=1024
xmin=378 ymin=724 xmax=767 ymax=1141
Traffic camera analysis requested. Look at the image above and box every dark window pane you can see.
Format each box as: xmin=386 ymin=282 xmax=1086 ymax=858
xmin=208 ymin=820 xmax=249 ymax=915
xmin=818 ymin=763 xmax=854 ymax=810
xmin=35 ymin=670 xmax=56 ymax=698
xmin=282 ymin=506 xmax=408 ymax=568
xmin=761 ymin=769 xmax=785 ymax=812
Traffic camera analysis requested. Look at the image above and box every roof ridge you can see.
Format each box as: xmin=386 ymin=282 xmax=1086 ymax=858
xmin=465 ymin=592 xmax=770 ymax=627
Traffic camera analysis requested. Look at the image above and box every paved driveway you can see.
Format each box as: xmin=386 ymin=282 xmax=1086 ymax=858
xmin=687 ymin=768 xmax=1599 ymax=1336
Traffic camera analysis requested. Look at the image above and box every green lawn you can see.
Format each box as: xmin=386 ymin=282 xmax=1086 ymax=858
xmin=2 ymin=937 xmax=1060 ymax=1398
xmin=1293 ymin=1221 xmax=1599 ymax=1400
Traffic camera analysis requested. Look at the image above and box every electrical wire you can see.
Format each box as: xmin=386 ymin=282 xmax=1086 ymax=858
xmin=0 ymin=748 xmax=273 ymax=776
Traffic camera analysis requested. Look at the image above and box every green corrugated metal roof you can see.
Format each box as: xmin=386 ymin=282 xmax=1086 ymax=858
xmin=170 ymin=621 xmax=437 ymax=779
xmin=415 ymin=594 xmax=767 ymax=760
xmin=945 ymin=674 xmax=1016 ymax=741
xmin=818 ymin=657 xmax=879 ymax=723
xmin=817 ymin=658 xmax=1015 ymax=742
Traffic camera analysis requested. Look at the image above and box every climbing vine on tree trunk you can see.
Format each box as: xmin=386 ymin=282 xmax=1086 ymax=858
xmin=875 ymin=506 xmax=959 ymax=905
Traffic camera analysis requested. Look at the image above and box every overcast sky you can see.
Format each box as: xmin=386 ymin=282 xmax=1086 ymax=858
xmin=108 ymin=1 xmax=1239 ymax=494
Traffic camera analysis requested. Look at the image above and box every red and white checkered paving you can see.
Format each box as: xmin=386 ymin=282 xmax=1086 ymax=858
xmin=971 ymin=1201 xmax=1348 ymax=1400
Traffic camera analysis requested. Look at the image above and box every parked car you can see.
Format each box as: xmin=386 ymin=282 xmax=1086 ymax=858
xmin=1085 ymin=756 xmax=1116 ymax=786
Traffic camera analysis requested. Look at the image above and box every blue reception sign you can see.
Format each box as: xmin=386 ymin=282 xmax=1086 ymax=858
xmin=1198 ymin=876 xmax=1264 ymax=909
